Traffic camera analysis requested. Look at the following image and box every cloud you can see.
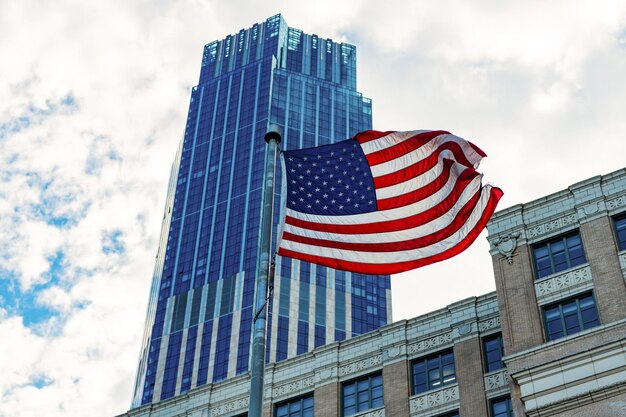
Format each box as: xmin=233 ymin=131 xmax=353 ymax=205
xmin=1 ymin=1 xmax=625 ymax=416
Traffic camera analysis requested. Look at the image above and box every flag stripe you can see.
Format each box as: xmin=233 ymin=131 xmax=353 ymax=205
xmin=366 ymin=131 xmax=464 ymax=167
xmin=283 ymin=172 xmax=482 ymax=245
xmin=285 ymin=171 xmax=482 ymax=234
xmin=354 ymin=130 xmax=400 ymax=144
xmin=278 ymin=187 xmax=503 ymax=274
xmin=281 ymin=187 xmax=482 ymax=252
xmin=370 ymin=137 xmax=483 ymax=179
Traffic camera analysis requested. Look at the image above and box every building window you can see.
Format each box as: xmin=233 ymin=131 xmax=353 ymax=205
xmin=483 ymin=333 xmax=505 ymax=373
xmin=275 ymin=394 xmax=313 ymax=417
xmin=543 ymin=293 xmax=600 ymax=341
xmin=533 ymin=232 xmax=586 ymax=279
xmin=411 ymin=349 xmax=456 ymax=395
xmin=614 ymin=213 xmax=626 ymax=251
xmin=436 ymin=412 xmax=459 ymax=417
xmin=342 ymin=373 xmax=383 ymax=416
xmin=490 ymin=396 xmax=513 ymax=417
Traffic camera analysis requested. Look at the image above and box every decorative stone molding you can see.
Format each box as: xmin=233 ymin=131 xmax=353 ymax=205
xmin=270 ymin=376 xmax=315 ymax=399
xmin=315 ymin=366 xmax=337 ymax=383
xmin=209 ymin=397 xmax=248 ymax=417
xmin=478 ymin=316 xmax=501 ymax=333
xmin=354 ymin=407 xmax=385 ymax=417
xmin=407 ymin=332 xmax=453 ymax=357
xmin=409 ymin=384 xmax=459 ymax=414
xmin=577 ymin=201 xmax=604 ymax=220
xmin=382 ymin=345 xmax=404 ymax=362
xmin=526 ymin=214 xmax=577 ymax=240
xmin=339 ymin=355 xmax=382 ymax=377
xmin=534 ymin=265 xmax=592 ymax=305
xmin=607 ymin=195 xmax=626 ymax=211
xmin=492 ymin=232 xmax=520 ymax=264
xmin=484 ymin=369 xmax=510 ymax=397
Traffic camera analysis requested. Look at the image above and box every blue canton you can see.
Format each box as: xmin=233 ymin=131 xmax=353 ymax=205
xmin=283 ymin=138 xmax=377 ymax=216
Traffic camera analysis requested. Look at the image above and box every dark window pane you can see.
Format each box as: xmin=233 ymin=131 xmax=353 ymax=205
xmin=543 ymin=293 xmax=599 ymax=341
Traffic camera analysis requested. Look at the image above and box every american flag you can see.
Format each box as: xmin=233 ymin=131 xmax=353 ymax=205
xmin=277 ymin=130 xmax=503 ymax=275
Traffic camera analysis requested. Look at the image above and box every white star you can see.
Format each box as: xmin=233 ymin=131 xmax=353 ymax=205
xmin=323 ymin=205 xmax=328 ymax=209
xmin=307 ymin=193 xmax=312 ymax=197
xmin=331 ymin=199 xmax=336 ymax=204
xmin=315 ymin=199 xmax=320 ymax=203
xmin=339 ymin=205 xmax=344 ymax=209
xmin=346 ymin=197 xmax=351 ymax=202
xmin=323 ymin=194 xmax=328 ymax=198
xmin=297 ymin=163 xmax=302 ymax=167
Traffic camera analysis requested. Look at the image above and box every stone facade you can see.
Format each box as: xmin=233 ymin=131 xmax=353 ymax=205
xmin=117 ymin=294 xmax=505 ymax=417
xmin=487 ymin=167 xmax=626 ymax=416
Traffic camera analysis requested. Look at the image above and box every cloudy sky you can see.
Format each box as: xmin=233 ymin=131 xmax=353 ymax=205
xmin=1 ymin=1 xmax=625 ymax=415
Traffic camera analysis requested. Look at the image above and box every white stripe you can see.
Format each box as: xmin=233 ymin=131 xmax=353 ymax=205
xmin=283 ymin=175 xmax=481 ymax=244
xmin=369 ymin=134 xmax=483 ymax=178
xmin=285 ymin=164 xmax=477 ymax=225
xmin=375 ymin=156 xmax=445 ymax=200
xmin=360 ymin=130 xmax=430 ymax=154
xmin=280 ymin=186 xmax=494 ymax=264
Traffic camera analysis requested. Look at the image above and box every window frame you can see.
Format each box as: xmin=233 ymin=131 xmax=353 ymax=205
xmin=410 ymin=348 xmax=457 ymax=395
xmin=274 ymin=393 xmax=314 ymax=417
xmin=613 ymin=212 xmax=626 ymax=251
xmin=490 ymin=396 xmax=513 ymax=417
xmin=483 ymin=333 xmax=505 ymax=373
xmin=531 ymin=231 xmax=586 ymax=279
xmin=341 ymin=372 xmax=384 ymax=417
xmin=542 ymin=292 xmax=600 ymax=341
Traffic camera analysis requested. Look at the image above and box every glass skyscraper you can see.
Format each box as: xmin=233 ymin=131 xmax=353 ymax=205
xmin=131 ymin=15 xmax=392 ymax=408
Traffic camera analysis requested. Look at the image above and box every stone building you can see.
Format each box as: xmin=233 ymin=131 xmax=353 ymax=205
xmin=118 ymin=168 xmax=626 ymax=416
xmin=487 ymin=168 xmax=626 ymax=416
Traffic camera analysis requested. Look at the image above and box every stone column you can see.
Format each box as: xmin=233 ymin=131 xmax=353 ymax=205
xmin=581 ymin=216 xmax=626 ymax=323
xmin=314 ymin=382 xmax=339 ymax=417
xmin=454 ymin=338 xmax=489 ymax=417
xmin=491 ymin=244 xmax=544 ymax=355
xmin=382 ymin=360 xmax=410 ymax=416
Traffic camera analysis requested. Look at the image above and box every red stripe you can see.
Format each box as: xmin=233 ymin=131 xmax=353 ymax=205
xmin=377 ymin=159 xmax=462 ymax=210
xmin=366 ymin=130 xmax=450 ymax=166
xmin=285 ymin=169 xmax=478 ymax=235
xmin=354 ymin=130 xmax=396 ymax=144
xmin=373 ymin=142 xmax=477 ymax=188
xmin=469 ymin=142 xmax=487 ymax=158
xmin=277 ymin=187 xmax=503 ymax=275
xmin=282 ymin=186 xmax=483 ymax=252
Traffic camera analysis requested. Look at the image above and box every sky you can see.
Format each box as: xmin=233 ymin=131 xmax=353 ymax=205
xmin=1 ymin=1 xmax=625 ymax=416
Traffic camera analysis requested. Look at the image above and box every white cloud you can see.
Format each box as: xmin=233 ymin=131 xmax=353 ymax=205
xmin=1 ymin=1 xmax=625 ymax=416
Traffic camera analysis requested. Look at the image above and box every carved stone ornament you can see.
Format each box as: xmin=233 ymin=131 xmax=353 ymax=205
xmin=493 ymin=232 xmax=520 ymax=264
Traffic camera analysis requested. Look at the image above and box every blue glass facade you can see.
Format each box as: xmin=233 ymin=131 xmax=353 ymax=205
xmin=131 ymin=15 xmax=391 ymax=407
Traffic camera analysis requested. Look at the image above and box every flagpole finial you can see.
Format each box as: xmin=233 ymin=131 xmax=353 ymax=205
xmin=265 ymin=124 xmax=282 ymax=144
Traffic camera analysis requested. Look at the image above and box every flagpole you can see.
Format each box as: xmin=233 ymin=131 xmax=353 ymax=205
xmin=249 ymin=124 xmax=282 ymax=417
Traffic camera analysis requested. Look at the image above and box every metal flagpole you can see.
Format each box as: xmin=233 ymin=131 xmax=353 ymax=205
xmin=248 ymin=124 xmax=282 ymax=417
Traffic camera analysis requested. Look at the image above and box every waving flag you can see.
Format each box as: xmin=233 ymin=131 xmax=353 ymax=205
xmin=276 ymin=130 xmax=503 ymax=275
